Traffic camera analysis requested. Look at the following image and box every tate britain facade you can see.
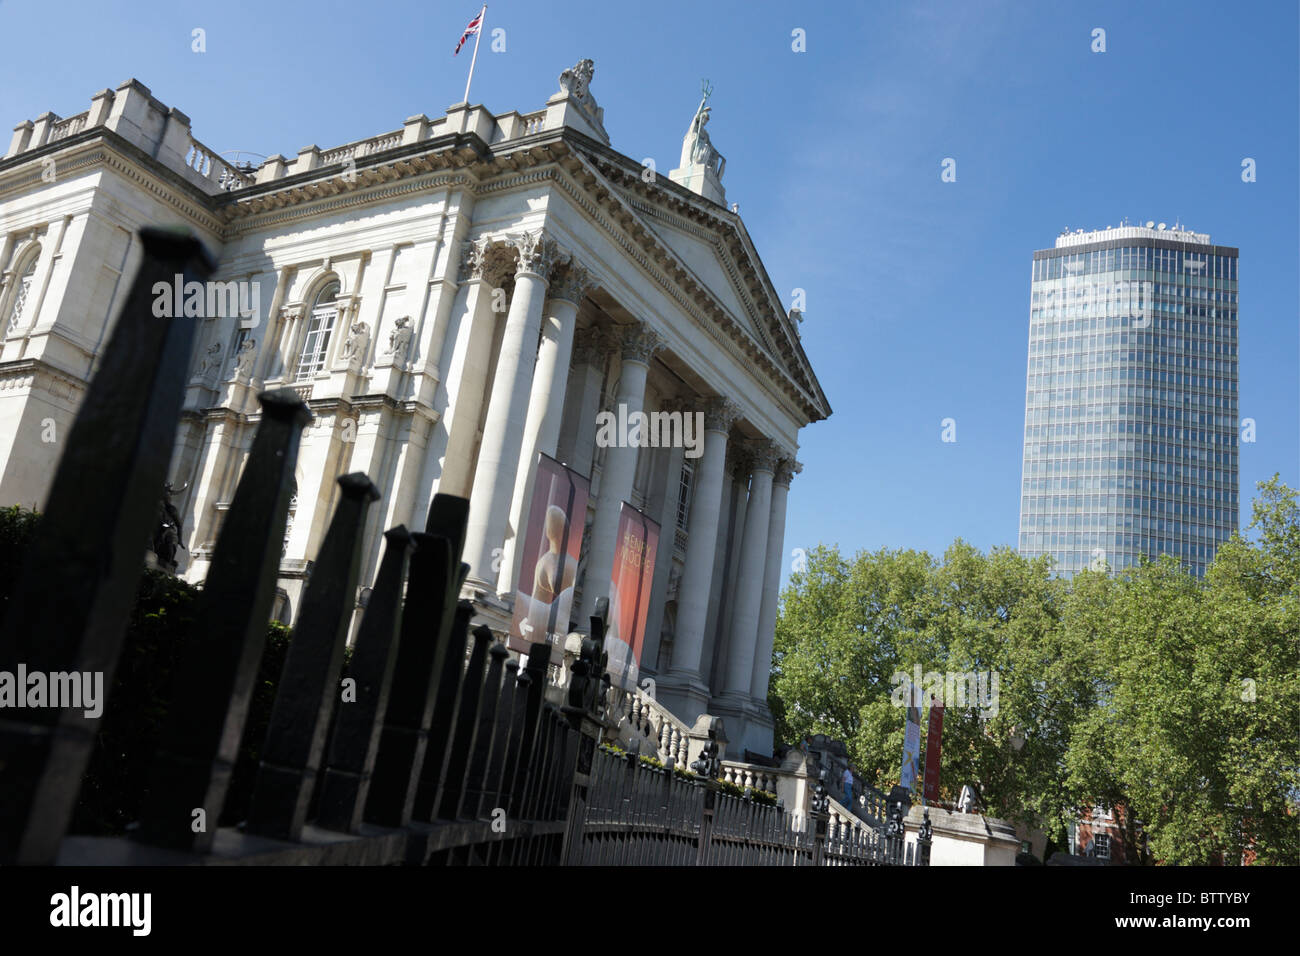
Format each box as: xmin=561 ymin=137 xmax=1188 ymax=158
xmin=0 ymin=60 xmax=830 ymax=757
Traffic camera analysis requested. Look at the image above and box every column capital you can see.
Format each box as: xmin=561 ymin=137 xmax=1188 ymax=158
xmin=702 ymin=396 xmax=743 ymax=434
xmin=747 ymin=439 xmax=783 ymax=475
xmin=615 ymin=320 xmax=665 ymax=365
xmin=509 ymin=229 xmax=563 ymax=279
xmin=726 ymin=444 xmax=752 ymax=483
xmin=571 ymin=326 xmax=614 ymax=367
xmin=774 ymin=457 xmax=802 ymax=488
xmin=549 ymin=260 xmax=599 ymax=305
xmin=458 ymin=235 xmax=513 ymax=285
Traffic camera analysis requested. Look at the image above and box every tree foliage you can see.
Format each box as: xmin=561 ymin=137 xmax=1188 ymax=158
xmin=770 ymin=477 xmax=1300 ymax=864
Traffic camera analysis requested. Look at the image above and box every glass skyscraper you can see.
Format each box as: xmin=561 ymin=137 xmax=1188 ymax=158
xmin=1018 ymin=223 xmax=1239 ymax=578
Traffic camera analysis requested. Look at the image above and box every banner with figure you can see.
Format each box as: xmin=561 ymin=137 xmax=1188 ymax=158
xmin=604 ymin=502 xmax=660 ymax=691
xmin=508 ymin=453 xmax=589 ymax=662
xmin=900 ymin=679 xmax=922 ymax=793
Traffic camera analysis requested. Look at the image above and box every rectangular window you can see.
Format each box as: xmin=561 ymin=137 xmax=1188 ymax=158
xmin=1094 ymin=833 xmax=1111 ymax=860
xmin=296 ymin=304 xmax=338 ymax=381
xmin=676 ymin=459 xmax=694 ymax=532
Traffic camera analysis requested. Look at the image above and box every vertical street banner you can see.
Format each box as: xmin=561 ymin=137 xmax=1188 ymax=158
xmin=508 ymin=453 xmax=589 ymax=662
xmin=604 ymin=502 xmax=660 ymax=691
xmin=922 ymin=697 xmax=944 ymax=804
xmin=900 ymin=679 xmax=922 ymax=793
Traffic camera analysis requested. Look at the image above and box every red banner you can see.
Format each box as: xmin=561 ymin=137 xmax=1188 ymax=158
xmin=922 ymin=698 xmax=944 ymax=804
xmin=603 ymin=502 xmax=659 ymax=691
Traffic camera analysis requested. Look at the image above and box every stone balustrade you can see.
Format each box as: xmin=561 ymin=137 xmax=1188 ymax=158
xmin=5 ymin=72 xmax=598 ymax=205
xmin=46 ymin=111 xmax=89 ymax=143
xmin=720 ymin=761 xmax=782 ymax=795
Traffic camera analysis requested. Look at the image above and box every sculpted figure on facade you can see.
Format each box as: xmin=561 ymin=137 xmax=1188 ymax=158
xmin=232 ymin=336 xmax=257 ymax=379
xmin=341 ymin=320 xmax=370 ymax=369
xmin=386 ymin=315 xmax=413 ymax=365
xmin=196 ymin=342 xmax=223 ymax=386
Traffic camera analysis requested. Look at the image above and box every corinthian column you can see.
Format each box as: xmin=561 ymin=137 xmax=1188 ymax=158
xmin=658 ymin=396 xmax=742 ymax=723
xmin=576 ymin=320 xmax=664 ymax=626
xmin=498 ymin=261 xmax=599 ymax=595
xmin=720 ymin=440 xmax=779 ymax=699
xmin=750 ymin=455 xmax=798 ymax=704
xmin=463 ymin=230 xmax=561 ymax=587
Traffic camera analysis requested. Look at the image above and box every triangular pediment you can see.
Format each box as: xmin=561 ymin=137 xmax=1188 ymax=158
xmin=527 ymin=132 xmax=828 ymax=422
xmin=636 ymin=212 xmax=784 ymax=366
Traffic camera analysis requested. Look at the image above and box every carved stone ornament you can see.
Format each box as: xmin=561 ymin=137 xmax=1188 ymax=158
xmin=341 ymin=320 xmax=370 ymax=368
xmin=232 ymin=337 xmax=257 ymax=378
xmin=197 ymin=342 xmax=223 ymax=386
xmin=386 ymin=315 xmax=413 ymax=363
xmin=458 ymin=235 xmax=496 ymax=283
xmin=570 ymin=326 xmax=612 ymax=367
xmin=557 ymin=58 xmax=595 ymax=101
xmin=510 ymin=230 xmax=562 ymax=278
xmin=702 ymin=396 xmax=742 ymax=434
xmin=549 ymin=262 xmax=599 ymax=305
xmin=616 ymin=321 xmax=665 ymax=364
xmin=747 ymin=439 xmax=782 ymax=474
xmin=774 ymin=456 xmax=801 ymax=488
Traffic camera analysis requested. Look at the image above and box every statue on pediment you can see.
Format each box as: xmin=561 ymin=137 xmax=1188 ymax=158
xmin=681 ymin=79 xmax=725 ymax=180
xmin=558 ymin=58 xmax=595 ymax=102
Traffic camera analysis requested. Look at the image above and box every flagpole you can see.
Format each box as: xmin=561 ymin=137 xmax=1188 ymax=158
xmin=463 ymin=4 xmax=487 ymax=103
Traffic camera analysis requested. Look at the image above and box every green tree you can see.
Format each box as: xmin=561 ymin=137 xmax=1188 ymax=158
xmin=770 ymin=478 xmax=1300 ymax=864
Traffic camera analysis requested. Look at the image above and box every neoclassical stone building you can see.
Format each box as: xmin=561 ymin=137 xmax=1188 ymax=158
xmin=0 ymin=60 xmax=830 ymax=756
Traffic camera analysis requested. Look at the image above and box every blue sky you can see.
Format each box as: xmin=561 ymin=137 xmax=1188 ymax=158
xmin=3 ymin=0 xmax=1296 ymax=579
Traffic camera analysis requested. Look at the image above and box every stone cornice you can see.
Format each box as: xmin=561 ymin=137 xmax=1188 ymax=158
xmin=0 ymin=119 xmax=828 ymax=424
xmin=0 ymin=133 xmax=225 ymax=236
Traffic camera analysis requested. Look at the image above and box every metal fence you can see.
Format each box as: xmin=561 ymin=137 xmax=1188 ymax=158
xmin=0 ymin=228 xmax=930 ymax=867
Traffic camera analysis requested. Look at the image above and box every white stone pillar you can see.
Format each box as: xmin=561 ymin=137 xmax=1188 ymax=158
xmin=750 ymin=456 xmax=799 ymax=703
xmin=576 ymin=320 xmax=664 ymax=626
xmin=464 ymin=230 xmax=561 ymax=586
xmin=556 ymin=328 xmax=609 ymax=476
xmin=721 ymin=440 xmax=779 ymax=698
xmin=658 ymin=397 xmax=741 ymax=720
xmin=498 ymin=262 xmax=598 ymax=595
xmin=707 ymin=450 xmax=751 ymax=687
xmin=431 ymin=236 xmax=508 ymax=497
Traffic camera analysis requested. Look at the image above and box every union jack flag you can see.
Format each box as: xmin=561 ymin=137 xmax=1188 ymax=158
xmin=454 ymin=8 xmax=484 ymax=55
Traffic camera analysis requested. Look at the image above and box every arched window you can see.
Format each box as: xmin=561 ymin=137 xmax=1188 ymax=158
xmin=295 ymin=280 xmax=340 ymax=381
xmin=5 ymin=249 xmax=39 ymax=335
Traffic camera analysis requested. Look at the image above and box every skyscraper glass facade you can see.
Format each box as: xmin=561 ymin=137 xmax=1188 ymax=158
xmin=1018 ymin=226 xmax=1239 ymax=577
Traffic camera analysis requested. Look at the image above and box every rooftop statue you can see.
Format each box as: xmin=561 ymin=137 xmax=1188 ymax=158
xmin=680 ymin=79 xmax=725 ymax=180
